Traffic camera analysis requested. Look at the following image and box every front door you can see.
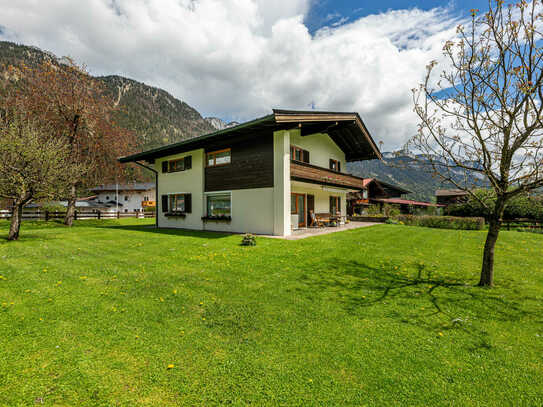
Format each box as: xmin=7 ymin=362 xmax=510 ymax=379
xmin=291 ymin=193 xmax=306 ymax=227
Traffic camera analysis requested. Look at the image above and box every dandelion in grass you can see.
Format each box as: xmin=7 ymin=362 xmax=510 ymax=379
xmin=167 ymin=364 xmax=174 ymax=369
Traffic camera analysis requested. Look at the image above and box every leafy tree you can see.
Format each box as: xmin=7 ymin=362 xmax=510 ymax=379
xmin=2 ymin=60 xmax=137 ymax=226
xmin=411 ymin=1 xmax=543 ymax=286
xmin=0 ymin=113 xmax=78 ymax=240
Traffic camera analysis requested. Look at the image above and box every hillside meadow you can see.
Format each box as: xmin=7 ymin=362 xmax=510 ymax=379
xmin=0 ymin=219 xmax=542 ymax=406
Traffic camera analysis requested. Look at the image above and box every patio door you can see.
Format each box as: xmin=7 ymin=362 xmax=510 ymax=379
xmin=291 ymin=193 xmax=306 ymax=227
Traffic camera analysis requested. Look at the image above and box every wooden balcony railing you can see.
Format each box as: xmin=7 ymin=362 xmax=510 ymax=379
xmin=290 ymin=161 xmax=365 ymax=189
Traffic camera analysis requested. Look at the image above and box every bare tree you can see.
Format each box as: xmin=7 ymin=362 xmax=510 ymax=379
xmin=0 ymin=113 xmax=77 ymax=240
xmin=411 ymin=1 xmax=543 ymax=286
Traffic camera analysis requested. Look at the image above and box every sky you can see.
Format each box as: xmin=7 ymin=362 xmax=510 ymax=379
xmin=0 ymin=0 xmax=489 ymax=149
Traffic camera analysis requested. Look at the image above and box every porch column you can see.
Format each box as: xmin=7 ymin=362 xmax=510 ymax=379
xmin=273 ymin=129 xmax=292 ymax=236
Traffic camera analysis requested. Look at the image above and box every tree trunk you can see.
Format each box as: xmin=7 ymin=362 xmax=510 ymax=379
xmin=64 ymin=184 xmax=76 ymax=226
xmin=7 ymin=202 xmax=23 ymax=241
xmin=479 ymin=199 xmax=506 ymax=287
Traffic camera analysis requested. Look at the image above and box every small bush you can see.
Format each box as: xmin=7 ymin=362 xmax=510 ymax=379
xmin=241 ymin=233 xmax=256 ymax=246
xmin=394 ymin=215 xmax=484 ymax=230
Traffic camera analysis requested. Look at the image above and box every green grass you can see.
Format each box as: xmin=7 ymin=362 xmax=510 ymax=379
xmin=0 ymin=219 xmax=542 ymax=406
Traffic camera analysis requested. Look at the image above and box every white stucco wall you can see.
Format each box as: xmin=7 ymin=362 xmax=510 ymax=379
xmin=290 ymin=132 xmax=346 ymax=170
xmin=273 ymin=129 xmax=291 ymax=236
xmin=155 ymin=149 xmax=205 ymax=229
xmin=202 ymin=188 xmax=274 ymax=235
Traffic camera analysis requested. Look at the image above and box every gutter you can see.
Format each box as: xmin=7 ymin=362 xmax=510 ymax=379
xmin=134 ymin=161 xmax=159 ymax=229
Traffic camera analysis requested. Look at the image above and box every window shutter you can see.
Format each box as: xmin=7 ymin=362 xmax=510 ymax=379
xmin=290 ymin=146 xmax=294 ymax=160
xmin=338 ymin=196 xmax=341 ymax=212
xmin=162 ymin=161 xmax=168 ymax=173
xmin=184 ymin=193 xmax=192 ymax=213
xmin=184 ymin=155 xmax=192 ymax=170
xmin=303 ymin=150 xmax=310 ymax=163
xmin=161 ymin=195 xmax=169 ymax=213
xmin=338 ymin=161 xmax=341 ymax=172
xmin=329 ymin=159 xmax=334 ymax=170
xmin=329 ymin=196 xmax=334 ymax=213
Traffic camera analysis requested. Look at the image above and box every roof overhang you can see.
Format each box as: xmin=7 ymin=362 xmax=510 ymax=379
xmin=119 ymin=109 xmax=382 ymax=164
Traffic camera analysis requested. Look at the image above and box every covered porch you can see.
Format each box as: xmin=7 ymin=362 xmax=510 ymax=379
xmin=289 ymin=161 xmax=365 ymax=230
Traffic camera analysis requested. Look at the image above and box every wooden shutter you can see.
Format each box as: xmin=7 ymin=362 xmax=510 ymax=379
xmin=338 ymin=196 xmax=341 ymax=213
xmin=338 ymin=161 xmax=341 ymax=172
xmin=303 ymin=150 xmax=310 ymax=163
xmin=184 ymin=193 xmax=192 ymax=213
xmin=162 ymin=161 xmax=168 ymax=173
xmin=161 ymin=195 xmax=169 ymax=213
xmin=290 ymin=146 xmax=294 ymax=160
xmin=329 ymin=196 xmax=334 ymax=213
xmin=329 ymin=159 xmax=334 ymax=170
xmin=184 ymin=155 xmax=192 ymax=170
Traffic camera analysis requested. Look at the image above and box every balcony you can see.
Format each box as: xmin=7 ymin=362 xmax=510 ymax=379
xmin=290 ymin=161 xmax=365 ymax=190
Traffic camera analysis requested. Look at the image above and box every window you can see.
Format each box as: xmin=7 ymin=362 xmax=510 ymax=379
xmin=124 ymin=195 xmax=129 ymax=201
xmin=143 ymin=196 xmax=149 ymax=202
xmin=106 ymin=196 xmax=110 ymax=200
xmin=162 ymin=156 xmax=192 ymax=173
xmin=330 ymin=196 xmax=341 ymax=214
xmin=290 ymin=145 xmax=310 ymax=163
xmin=169 ymin=159 xmax=185 ymax=172
xmin=169 ymin=194 xmax=186 ymax=212
xmin=329 ymin=159 xmax=341 ymax=172
xmin=161 ymin=193 xmax=191 ymax=214
xmin=207 ymin=149 xmax=231 ymax=167
xmin=362 ymin=189 xmax=368 ymax=199
xmin=207 ymin=194 xmax=231 ymax=217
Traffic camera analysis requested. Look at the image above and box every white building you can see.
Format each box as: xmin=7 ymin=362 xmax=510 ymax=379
xmin=89 ymin=183 xmax=156 ymax=212
xmin=119 ymin=110 xmax=381 ymax=236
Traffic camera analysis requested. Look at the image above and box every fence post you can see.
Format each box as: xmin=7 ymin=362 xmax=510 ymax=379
xmin=97 ymin=210 xmax=101 ymax=220
xmin=45 ymin=210 xmax=49 ymax=221
xmin=117 ymin=211 xmax=120 ymax=219
xmin=74 ymin=210 xmax=77 ymax=221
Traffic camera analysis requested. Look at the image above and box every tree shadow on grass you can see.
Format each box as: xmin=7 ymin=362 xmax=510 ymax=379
xmin=297 ymin=259 xmax=542 ymax=350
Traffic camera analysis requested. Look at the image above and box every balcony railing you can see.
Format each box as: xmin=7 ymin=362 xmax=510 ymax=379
xmin=290 ymin=161 xmax=365 ymax=189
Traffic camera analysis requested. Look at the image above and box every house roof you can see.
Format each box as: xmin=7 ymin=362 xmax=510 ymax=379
xmin=372 ymin=198 xmax=444 ymax=207
xmin=90 ymin=182 xmax=155 ymax=192
xmin=362 ymin=178 xmax=411 ymax=194
xmin=119 ymin=109 xmax=382 ymax=163
xmin=435 ymin=189 xmax=469 ymax=197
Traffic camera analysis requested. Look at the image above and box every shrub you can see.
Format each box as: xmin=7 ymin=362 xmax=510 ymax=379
xmin=241 ymin=233 xmax=256 ymax=246
xmin=394 ymin=215 xmax=484 ymax=230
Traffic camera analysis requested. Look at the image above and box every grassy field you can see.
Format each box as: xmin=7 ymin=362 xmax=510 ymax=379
xmin=0 ymin=219 xmax=542 ymax=406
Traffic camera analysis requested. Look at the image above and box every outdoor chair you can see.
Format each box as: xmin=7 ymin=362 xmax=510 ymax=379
xmin=309 ymin=210 xmax=325 ymax=228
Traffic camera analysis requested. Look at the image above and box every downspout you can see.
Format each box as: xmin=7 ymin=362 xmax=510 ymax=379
xmin=134 ymin=161 xmax=159 ymax=229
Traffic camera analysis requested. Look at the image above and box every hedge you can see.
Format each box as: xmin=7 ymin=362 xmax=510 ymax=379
xmin=392 ymin=215 xmax=485 ymax=230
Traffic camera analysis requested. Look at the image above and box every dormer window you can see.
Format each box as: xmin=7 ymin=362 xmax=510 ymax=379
xmin=329 ymin=159 xmax=341 ymax=172
xmin=290 ymin=145 xmax=309 ymax=163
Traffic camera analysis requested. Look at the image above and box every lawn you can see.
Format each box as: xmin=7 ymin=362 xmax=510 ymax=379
xmin=0 ymin=219 xmax=542 ymax=406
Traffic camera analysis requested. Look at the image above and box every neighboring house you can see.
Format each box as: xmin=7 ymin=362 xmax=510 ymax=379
xmin=348 ymin=178 xmax=442 ymax=214
xmin=119 ymin=109 xmax=381 ymax=236
xmin=89 ymin=183 xmax=156 ymax=212
xmin=435 ymin=189 xmax=469 ymax=206
xmin=25 ymin=196 xmax=111 ymax=211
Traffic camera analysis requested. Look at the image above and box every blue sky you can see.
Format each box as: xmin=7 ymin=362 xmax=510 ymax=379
xmin=306 ymin=0 xmax=488 ymax=32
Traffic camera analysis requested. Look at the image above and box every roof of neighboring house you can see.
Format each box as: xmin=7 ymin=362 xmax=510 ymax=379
xmin=119 ymin=109 xmax=382 ymax=164
xmin=372 ymin=198 xmax=444 ymax=207
xmin=90 ymin=182 xmax=155 ymax=192
xmin=362 ymin=178 xmax=411 ymax=194
xmin=435 ymin=189 xmax=469 ymax=197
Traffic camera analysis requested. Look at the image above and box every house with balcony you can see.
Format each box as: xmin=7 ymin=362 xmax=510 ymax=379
xmin=118 ymin=109 xmax=381 ymax=236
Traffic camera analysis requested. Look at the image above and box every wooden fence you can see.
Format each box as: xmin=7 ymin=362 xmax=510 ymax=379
xmin=503 ymin=219 xmax=543 ymax=232
xmin=0 ymin=210 xmax=155 ymax=221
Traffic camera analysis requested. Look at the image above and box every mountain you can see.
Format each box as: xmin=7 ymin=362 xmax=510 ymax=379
xmin=0 ymin=41 xmax=216 ymax=150
xmin=205 ymin=117 xmax=240 ymax=131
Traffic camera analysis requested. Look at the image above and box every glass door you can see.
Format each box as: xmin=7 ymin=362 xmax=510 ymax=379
xmin=291 ymin=193 xmax=306 ymax=227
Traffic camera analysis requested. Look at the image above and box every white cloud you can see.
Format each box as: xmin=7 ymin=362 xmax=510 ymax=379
xmin=0 ymin=0 xmax=462 ymax=149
